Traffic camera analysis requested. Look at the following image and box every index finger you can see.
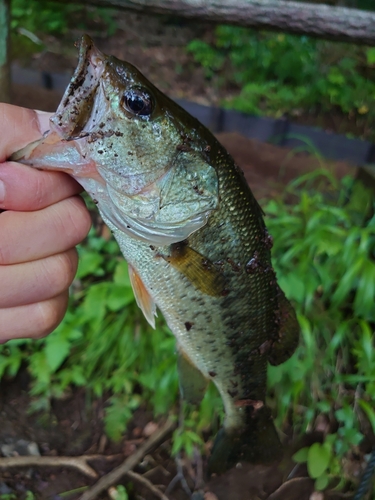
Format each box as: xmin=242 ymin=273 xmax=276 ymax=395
xmin=0 ymin=104 xmax=82 ymax=210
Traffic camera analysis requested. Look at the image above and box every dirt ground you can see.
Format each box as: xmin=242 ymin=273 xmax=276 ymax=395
xmin=1 ymin=12 xmax=363 ymax=500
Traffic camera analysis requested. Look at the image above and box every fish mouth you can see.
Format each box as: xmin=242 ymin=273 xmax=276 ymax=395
xmin=51 ymin=34 xmax=106 ymax=141
xmin=10 ymin=35 xmax=106 ymax=183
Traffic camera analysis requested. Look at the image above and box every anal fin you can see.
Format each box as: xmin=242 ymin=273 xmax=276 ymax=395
xmin=177 ymin=346 xmax=208 ymax=405
xmin=268 ymin=286 xmax=300 ymax=366
xmin=128 ymin=264 xmax=157 ymax=329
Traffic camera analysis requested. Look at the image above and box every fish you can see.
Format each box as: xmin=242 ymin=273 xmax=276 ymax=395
xmin=11 ymin=35 xmax=299 ymax=474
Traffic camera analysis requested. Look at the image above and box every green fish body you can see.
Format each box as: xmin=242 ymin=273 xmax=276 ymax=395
xmin=12 ymin=36 xmax=299 ymax=473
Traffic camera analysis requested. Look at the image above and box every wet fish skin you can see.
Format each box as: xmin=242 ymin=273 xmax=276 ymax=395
xmin=11 ymin=35 xmax=299 ymax=474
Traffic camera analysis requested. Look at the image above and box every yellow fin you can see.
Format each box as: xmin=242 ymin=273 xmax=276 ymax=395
xmin=128 ymin=264 xmax=157 ymax=328
xmin=165 ymin=242 xmax=227 ymax=297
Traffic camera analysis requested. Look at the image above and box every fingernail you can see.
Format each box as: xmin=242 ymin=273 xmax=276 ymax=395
xmin=0 ymin=180 xmax=5 ymax=204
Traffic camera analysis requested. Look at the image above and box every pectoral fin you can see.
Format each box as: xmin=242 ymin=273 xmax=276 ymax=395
xmin=268 ymin=287 xmax=300 ymax=366
xmin=128 ymin=264 xmax=157 ymax=328
xmin=165 ymin=242 xmax=227 ymax=297
xmin=177 ymin=346 xmax=208 ymax=405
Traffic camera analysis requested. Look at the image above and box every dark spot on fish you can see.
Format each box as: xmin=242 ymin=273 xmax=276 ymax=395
xmin=209 ymin=371 xmax=216 ymax=377
xmin=228 ymin=389 xmax=238 ymax=398
xmin=114 ymin=153 xmax=118 ymax=157
xmin=99 ymin=122 xmax=105 ymax=128
xmin=184 ymin=322 xmax=193 ymax=331
xmin=127 ymin=151 xmax=134 ymax=156
xmin=259 ymin=340 xmax=272 ymax=356
xmin=227 ymin=258 xmax=242 ymax=273
xmin=245 ymin=251 xmax=261 ymax=274
xmin=150 ymin=245 xmax=155 ymax=251
xmin=263 ymin=230 xmax=274 ymax=249
xmin=193 ymin=185 xmax=204 ymax=195
xmin=115 ymin=131 xmax=124 ymax=137
xmin=97 ymin=150 xmax=103 ymax=154
xmin=177 ymin=144 xmax=192 ymax=152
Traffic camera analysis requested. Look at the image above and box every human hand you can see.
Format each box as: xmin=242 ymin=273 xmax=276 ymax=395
xmin=0 ymin=104 xmax=91 ymax=343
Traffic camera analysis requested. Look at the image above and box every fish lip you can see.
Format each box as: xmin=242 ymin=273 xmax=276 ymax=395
xmin=50 ymin=35 xmax=106 ymax=139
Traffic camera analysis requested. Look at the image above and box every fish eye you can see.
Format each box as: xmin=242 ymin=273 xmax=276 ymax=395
xmin=121 ymin=88 xmax=153 ymax=117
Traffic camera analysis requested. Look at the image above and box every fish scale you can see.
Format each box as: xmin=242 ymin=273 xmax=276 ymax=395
xmin=11 ymin=34 xmax=299 ymax=474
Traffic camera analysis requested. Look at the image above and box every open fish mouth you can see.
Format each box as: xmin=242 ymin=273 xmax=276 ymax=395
xmin=10 ymin=35 xmax=107 ymax=183
xmin=51 ymin=34 xmax=106 ymax=141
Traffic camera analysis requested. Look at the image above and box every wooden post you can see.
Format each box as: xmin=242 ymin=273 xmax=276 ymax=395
xmin=0 ymin=0 xmax=10 ymax=104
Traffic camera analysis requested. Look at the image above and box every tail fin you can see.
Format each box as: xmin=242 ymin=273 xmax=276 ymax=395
xmin=208 ymin=406 xmax=283 ymax=475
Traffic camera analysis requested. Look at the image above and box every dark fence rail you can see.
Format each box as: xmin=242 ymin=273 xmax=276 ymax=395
xmin=12 ymin=64 xmax=375 ymax=169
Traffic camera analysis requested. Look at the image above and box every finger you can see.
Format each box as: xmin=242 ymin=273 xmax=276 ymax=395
xmin=0 ymin=196 xmax=91 ymax=265
xmin=0 ymin=104 xmax=51 ymax=161
xmin=0 ymin=248 xmax=78 ymax=308
xmin=0 ymin=162 xmax=82 ymax=211
xmin=0 ymin=291 xmax=69 ymax=343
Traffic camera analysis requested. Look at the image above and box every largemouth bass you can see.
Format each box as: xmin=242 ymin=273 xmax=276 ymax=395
xmin=12 ymin=35 xmax=299 ymax=474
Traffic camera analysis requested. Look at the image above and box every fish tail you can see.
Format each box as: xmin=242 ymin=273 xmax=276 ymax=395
xmin=207 ymin=406 xmax=283 ymax=475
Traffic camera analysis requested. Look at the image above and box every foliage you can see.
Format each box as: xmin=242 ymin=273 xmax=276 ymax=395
xmin=0 ymin=174 xmax=374 ymax=491
xmin=187 ymin=27 xmax=375 ymax=125
xmin=10 ymin=0 xmax=117 ymax=57
xmin=265 ymin=172 xmax=375 ymax=489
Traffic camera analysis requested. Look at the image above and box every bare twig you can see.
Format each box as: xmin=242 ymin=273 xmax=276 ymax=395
xmin=126 ymin=470 xmax=169 ymax=500
xmin=0 ymin=455 xmax=100 ymax=478
xmin=79 ymin=418 xmax=176 ymax=500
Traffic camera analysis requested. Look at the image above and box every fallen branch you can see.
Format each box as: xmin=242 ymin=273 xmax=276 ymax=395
xmin=126 ymin=470 xmax=169 ymax=500
xmin=79 ymin=418 xmax=176 ymax=500
xmin=0 ymin=455 xmax=101 ymax=478
xmin=54 ymin=0 xmax=375 ymax=45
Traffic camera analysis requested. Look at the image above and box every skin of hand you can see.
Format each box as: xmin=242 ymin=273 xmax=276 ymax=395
xmin=0 ymin=103 xmax=92 ymax=343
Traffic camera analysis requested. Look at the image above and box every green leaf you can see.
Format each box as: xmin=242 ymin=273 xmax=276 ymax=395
xmin=358 ymin=399 xmax=375 ymax=434
xmin=293 ymin=447 xmax=309 ymax=463
xmin=107 ymin=284 xmax=135 ymax=311
xmin=44 ymin=336 xmax=71 ymax=372
xmin=366 ymin=47 xmax=375 ymax=65
xmin=315 ymin=473 xmax=329 ymax=491
xmin=307 ymin=443 xmax=331 ymax=479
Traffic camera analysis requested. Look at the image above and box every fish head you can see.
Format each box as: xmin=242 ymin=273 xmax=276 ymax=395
xmin=12 ymin=35 xmax=219 ymax=245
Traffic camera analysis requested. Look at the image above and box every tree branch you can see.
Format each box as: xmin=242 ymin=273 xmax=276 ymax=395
xmin=79 ymin=418 xmax=176 ymax=500
xmin=0 ymin=455 xmax=102 ymax=478
xmin=63 ymin=0 xmax=375 ymax=45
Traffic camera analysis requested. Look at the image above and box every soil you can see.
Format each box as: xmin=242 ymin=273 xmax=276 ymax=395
xmin=2 ymin=11 xmax=364 ymax=500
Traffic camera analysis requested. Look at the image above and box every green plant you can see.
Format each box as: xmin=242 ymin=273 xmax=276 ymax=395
xmin=187 ymin=27 xmax=375 ymax=125
xmin=10 ymin=0 xmax=117 ymax=58
xmin=265 ymin=172 xmax=375 ymax=487
xmin=0 ymin=174 xmax=374 ymax=490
